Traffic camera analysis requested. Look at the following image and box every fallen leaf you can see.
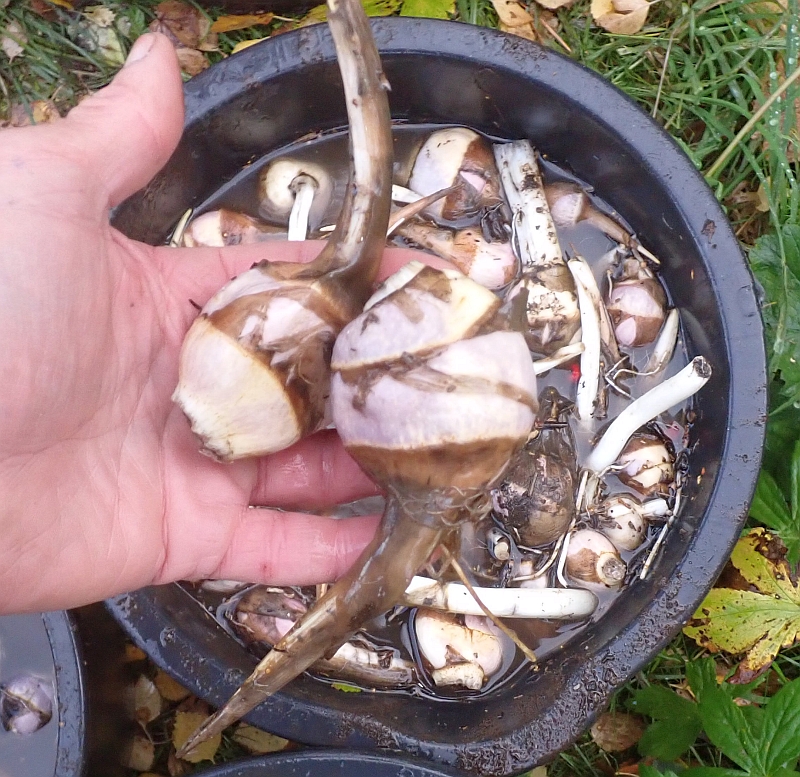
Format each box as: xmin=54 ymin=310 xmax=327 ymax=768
xmin=150 ymin=0 xmax=213 ymax=49
xmin=124 ymin=643 xmax=148 ymax=662
xmin=684 ymin=528 xmax=800 ymax=681
xmin=491 ymin=0 xmax=538 ymax=41
xmin=122 ymin=735 xmax=156 ymax=771
xmin=534 ymin=0 xmax=574 ymax=10
xmin=126 ymin=675 xmax=162 ymax=724
xmin=176 ymin=46 xmax=209 ymax=76
xmin=210 ymin=12 xmax=274 ymax=33
xmin=399 ymin=0 xmax=454 ymax=18
xmin=590 ymin=710 xmax=646 ymax=752
xmin=172 ymin=711 xmax=221 ymax=763
xmin=82 ymin=4 xmax=114 ymax=26
xmin=5 ymin=100 xmax=60 ymax=127
xmin=233 ymin=723 xmax=290 ymax=754
xmin=28 ymin=0 xmax=57 ymax=18
xmin=154 ymin=670 xmax=191 ymax=703
xmin=591 ymin=0 xmax=649 ymax=35
xmin=71 ymin=12 xmax=125 ymax=66
xmin=2 ymin=22 xmax=26 ymax=61
xmin=48 ymin=0 xmax=74 ymax=7
xmin=231 ymin=37 xmax=264 ymax=54
xmin=299 ymin=0 xmax=402 ymax=25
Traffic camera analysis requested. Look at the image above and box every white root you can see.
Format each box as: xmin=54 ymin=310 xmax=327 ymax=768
xmin=403 ymin=575 xmax=598 ymax=620
xmin=493 ymin=140 xmax=561 ymax=268
xmin=568 ymin=254 xmax=622 ymax=365
xmin=567 ymin=258 xmax=602 ymax=423
xmin=585 ymin=356 xmax=712 ymax=474
xmin=392 ymin=184 xmax=424 ymax=204
xmin=533 ymin=343 xmax=585 ymax=375
xmin=287 ymin=175 xmax=318 ymax=241
xmin=644 ymin=308 xmax=680 ymax=374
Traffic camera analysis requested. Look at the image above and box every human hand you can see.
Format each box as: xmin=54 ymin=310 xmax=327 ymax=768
xmin=0 ymin=32 xmax=426 ymax=613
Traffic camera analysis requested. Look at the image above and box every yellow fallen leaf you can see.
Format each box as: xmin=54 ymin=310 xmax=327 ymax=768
xmin=172 ymin=711 xmax=221 ymax=763
xmin=231 ymin=37 xmax=264 ymax=54
xmin=592 ymin=0 xmax=649 ymax=34
xmin=211 ymin=12 xmax=274 ymax=33
xmin=6 ymin=100 xmax=60 ymax=127
xmin=491 ymin=0 xmax=538 ymax=41
xmin=154 ymin=670 xmax=191 ymax=703
xmin=233 ymin=723 xmax=289 ymax=754
xmin=48 ymin=0 xmax=74 ymax=8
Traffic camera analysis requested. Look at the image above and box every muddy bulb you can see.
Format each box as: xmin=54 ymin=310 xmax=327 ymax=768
xmin=566 ymin=529 xmax=627 ymax=587
xmin=617 ymin=431 xmax=675 ymax=497
xmin=408 ymin=127 xmax=505 ymax=231
xmin=182 ymin=209 xmax=285 ymax=247
xmin=414 ymin=609 xmax=504 ymax=690
xmin=606 ymin=260 xmax=667 ymax=348
xmin=331 ymin=262 xmax=538 ymax=498
xmin=509 ymin=264 xmax=581 ymax=355
xmin=1 ymin=675 xmax=54 ymax=734
xmin=599 ymin=494 xmax=647 ymax=551
xmin=258 ymin=158 xmax=334 ymax=238
xmin=397 ymin=221 xmax=517 ymax=290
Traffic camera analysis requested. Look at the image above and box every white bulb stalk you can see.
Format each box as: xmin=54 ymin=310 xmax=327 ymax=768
xmin=392 ymin=184 xmax=424 ymax=204
xmin=287 ymin=174 xmax=318 ymax=241
xmin=644 ymin=308 xmax=680 ymax=374
xmin=404 ymin=575 xmax=598 ymax=619
xmin=532 ymin=342 xmax=585 ymax=375
xmin=585 ymin=356 xmax=712 ymax=474
xmin=493 ymin=140 xmax=561 ymax=268
xmin=567 ymin=258 xmax=602 ymax=423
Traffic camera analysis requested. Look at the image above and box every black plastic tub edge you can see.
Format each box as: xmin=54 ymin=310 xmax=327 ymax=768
xmin=109 ymin=18 xmax=767 ymax=777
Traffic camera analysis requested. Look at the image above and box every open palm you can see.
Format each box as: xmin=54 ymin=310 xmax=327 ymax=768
xmin=0 ymin=33 xmax=418 ymax=613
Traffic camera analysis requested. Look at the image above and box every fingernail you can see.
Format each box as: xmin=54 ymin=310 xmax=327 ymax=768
xmin=124 ymin=33 xmax=155 ymax=67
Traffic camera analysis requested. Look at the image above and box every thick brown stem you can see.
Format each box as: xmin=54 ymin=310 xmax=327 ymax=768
xmin=176 ymin=497 xmax=442 ymax=758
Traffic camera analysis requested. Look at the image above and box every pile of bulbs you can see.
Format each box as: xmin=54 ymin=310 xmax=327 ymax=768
xmin=170 ymin=0 xmax=711 ymax=755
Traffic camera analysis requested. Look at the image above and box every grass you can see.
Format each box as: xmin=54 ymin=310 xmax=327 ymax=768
xmin=2 ymin=0 xmax=799 ymax=774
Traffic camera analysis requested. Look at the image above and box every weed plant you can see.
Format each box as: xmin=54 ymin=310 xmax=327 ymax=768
xmin=1 ymin=0 xmax=799 ymax=774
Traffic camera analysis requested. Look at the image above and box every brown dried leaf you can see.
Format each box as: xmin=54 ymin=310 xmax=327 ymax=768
xmin=175 ymin=46 xmax=209 ymax=76
xmin=210 ymin=12 xmax=274 ymax=33
xmin=2 ymin=22 xmax=26 ymax=61
xmin=592 ymin=0 xmax=649 ymax=34
xmin=122 ymin=735 xmax=156 ymax=771
xmin=150 ymin=1 xmax=211 ymax=48
xmin=172 ymin=711 xmax=221 ymax=763
xmin=491 ymin=0 xmax=538 ymax=41
xmin=233 ymin=723 xmax=289 ymax=754
xmin=590 ymin=710 xmax=646 ymax=752
xmin=28 ymin=0 xmax=57 ymax=18
xmin=5 ymin=100 xmax=60 ymax=127
xmin=154 ymin=670 xmax=191 ymax=703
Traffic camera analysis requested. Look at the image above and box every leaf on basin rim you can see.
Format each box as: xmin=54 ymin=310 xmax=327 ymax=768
xmin=684 ymin=528 xmax=800 ymax=679
xmin=233 ymin=723 xmax=289 ymax=754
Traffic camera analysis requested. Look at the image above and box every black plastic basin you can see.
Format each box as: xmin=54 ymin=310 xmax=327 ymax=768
xmin=108 ymin=18 xmax=767 ymax=776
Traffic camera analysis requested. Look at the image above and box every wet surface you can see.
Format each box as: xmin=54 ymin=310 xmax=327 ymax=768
xmin=0 ymin=614 xmax=58 ymax=777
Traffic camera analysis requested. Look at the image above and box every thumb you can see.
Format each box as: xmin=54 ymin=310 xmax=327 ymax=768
xmin=62 ymin=33 xmax=184 ymax=207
